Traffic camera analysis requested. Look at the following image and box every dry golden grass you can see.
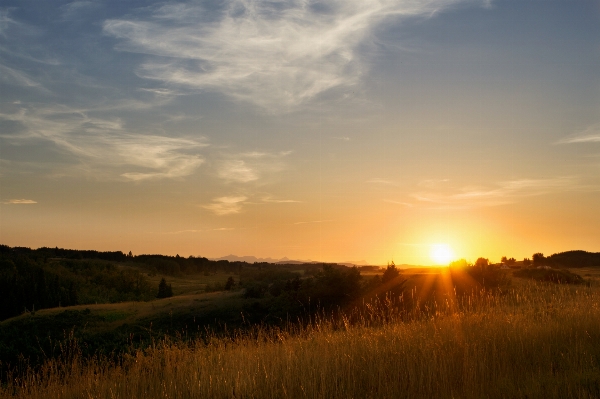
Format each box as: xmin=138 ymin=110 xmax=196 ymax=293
xmin=4 ymin=281 xmax=600 ymax=399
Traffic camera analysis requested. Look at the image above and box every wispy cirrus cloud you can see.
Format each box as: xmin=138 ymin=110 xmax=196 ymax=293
xmin=557 ymin=123 xmax=600 ymax=144
xmin=418 ymin=178 xmax=450 ymax=188
xmin=217 ymin=160 xmax=258 ymax=183
xmin=0 ymin=64 xmax=48 ymax=91
xmin=239 ymin=150 xmax=292 ymax=158
xmin=202 ymin=196 xmax=247 ymax=215
xmin=216 ymin=150 xmax=290 ymax=183
xmin=261 ymin=196 xmax=300 ymax=203
xmin=0 ymin=104 xmax=207 ymax=181
xmin=115 ymin=134 xmax=206 ymax=181
xmin=367 ymin=178 xmax=398 ymax=186
xmin=3 ymin=199 xmax=37 ymax=204
xmin=0 ymin=9 xmax=60 ymax=81
xmin=103 ymin=0 xmax=477 ymax=112
xmin=0 ymin=9 xmax=36 ymax=37
xmin=383 ymin=199 xmax=413 ymax=207
xmin=412 ymin=177 xmax=580 ymax=208
xmin=60 ymin=1 xmax=100 ymax=21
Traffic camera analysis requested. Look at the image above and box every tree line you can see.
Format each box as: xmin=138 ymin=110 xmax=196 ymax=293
xmin=450 ymin=250 xmax=600 ymax=269
xmin=0 ymin=252 xmax=78 ymax=321
xmin=0 ymin=245 xmax=331 ymax=321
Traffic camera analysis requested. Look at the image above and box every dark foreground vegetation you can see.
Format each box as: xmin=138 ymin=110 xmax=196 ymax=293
xmin=514 ymin=267 xmax=586 ymax=284
xmin=1 ymin=245 xmax=599 ymax=398
xmin=3 ymin=274 xmax=600 ymax=398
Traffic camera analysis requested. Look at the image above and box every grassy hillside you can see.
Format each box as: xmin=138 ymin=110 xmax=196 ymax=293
xmin=3 ymin=244 xmax=600 ymax=398
xmin=0 ymin=245 xmax=314 ymax=322
xmin=3 ymin=280 xmax=600 ymax=399
xmin=3 ymin=264 xmax=593 ymax=375
xmin=0 ymin=291 xmax=249 ymax=370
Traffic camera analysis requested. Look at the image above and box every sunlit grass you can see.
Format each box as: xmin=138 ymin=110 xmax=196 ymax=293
xmin=3 ymin=281 xmax=600 ymax=399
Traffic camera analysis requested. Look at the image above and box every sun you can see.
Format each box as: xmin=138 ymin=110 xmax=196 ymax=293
xmin=430 ymin=243 xmax=454 ymax=265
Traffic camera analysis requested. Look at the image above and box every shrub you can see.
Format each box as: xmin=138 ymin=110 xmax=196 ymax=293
xmin=514 ymin=268 xmax=584 ymax=284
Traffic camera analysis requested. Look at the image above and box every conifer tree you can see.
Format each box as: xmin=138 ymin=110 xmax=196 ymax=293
xmin=157 ymin=278 xmax=173 ymax=298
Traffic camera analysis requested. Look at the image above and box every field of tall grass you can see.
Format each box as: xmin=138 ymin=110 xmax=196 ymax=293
xmin=3 ymin=281 xmax=600 ymax=399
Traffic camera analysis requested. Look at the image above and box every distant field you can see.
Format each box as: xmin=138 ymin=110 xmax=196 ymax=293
xmin=117 ymin=262 xmax=239 ymax=295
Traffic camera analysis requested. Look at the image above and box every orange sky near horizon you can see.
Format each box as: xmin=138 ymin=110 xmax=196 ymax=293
xmin=1 ymin=1 xmax=599 ymax=265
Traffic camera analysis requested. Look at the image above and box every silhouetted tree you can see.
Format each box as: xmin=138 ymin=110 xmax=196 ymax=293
xmin=157 ymin=278 xmax=173 ymax=298
xmin=474 ymin=258 xmax=489 ymax=269
xmin=449 ymin=258 xmax=471 ymax=268
xmin=532 ymin=253 xmax=545 ymax=266
xmin=381 ymin=262 xmax=400 ymax=283
xmin=68 ymin=281 xmax=78 ymax=305
xmin=501 ymin=256 xmax=516 ymax=265
xmin=523 ymin=258 xmax=532 ymax=266
xmin=225 ymin=276 xmax=235 ymax=290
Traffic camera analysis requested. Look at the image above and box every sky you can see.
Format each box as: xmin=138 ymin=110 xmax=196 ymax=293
xmin=1 ymin=0 xmax=599 ymax=265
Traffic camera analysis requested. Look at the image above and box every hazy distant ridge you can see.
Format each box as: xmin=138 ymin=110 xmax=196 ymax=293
xmin=210 ymin=255 xmax=313 ymax=264
xmin=211 ymin=255 xmax=377 ymax=267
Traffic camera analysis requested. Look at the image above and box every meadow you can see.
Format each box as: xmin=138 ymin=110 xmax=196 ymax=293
xmin=2 ymin=271 xmax=600 ymax=399
xmin=2 ymin=246 xmax=600 ymax=398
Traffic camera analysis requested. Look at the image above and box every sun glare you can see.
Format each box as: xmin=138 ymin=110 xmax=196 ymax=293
xmin=430 ymin=244 xmax=454 ymax=265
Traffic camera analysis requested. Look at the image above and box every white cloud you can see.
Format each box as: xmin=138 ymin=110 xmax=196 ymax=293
xmin=367 ymin=178 xmax=398 ymax=186
xmin=0 ymin=64 xmax=46 ymax=90
xmin=217 ymin=160 xmax=258 ymax=183
xmin=412 ymin=177 xmax=579 ymax=207
xmin=0 ymin=9 xmax=22 ymax=37
xmin=4 ymin=199 xmax=37 ymax=204
xmin=60 ymin=1 xmax=98 ymax=20
xmin=203 ymin=196 xmax=247 ymax=215
xmin=113 ymin=135 xmax=206 ymax=180
xmin=239 ymin=150 xmax=292 ymax=158
xmin=103 ymin=0 xmax=475 ymax=112
xmin=557 ymin=123 xmax=600 ymax=144
xmin=216 ymin=150 xmax=290 ymax=183
xmin=261 ymin=196 xmax=300 ymax=203
xmin=0 ymin=10 xmax=58 ymax=66
xmin=0 ymin=104 xmax=207 ymax=181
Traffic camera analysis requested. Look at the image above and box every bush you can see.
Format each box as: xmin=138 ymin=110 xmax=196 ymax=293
xmin=462 ymin=264 xmax=510 ymax=291
xmin=243 ymin=282 xmax=268 ymax=298
xmin=514 ymin=268 xmax=584 ymax=284
xmin=224 ymin=277 xmax=235 ymax=290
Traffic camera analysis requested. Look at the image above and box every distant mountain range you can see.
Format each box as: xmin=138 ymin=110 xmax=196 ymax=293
xmin=210 ymin=254 xmax=374 ymax=267
xmin=210 ymin=255 xmax=447 ymax=269
xmin=210 ymin=255 xmax=312 ymax=264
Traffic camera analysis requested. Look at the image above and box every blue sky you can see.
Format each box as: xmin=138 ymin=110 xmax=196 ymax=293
xmin=1 ymin=0 xmax=599 ymax=264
